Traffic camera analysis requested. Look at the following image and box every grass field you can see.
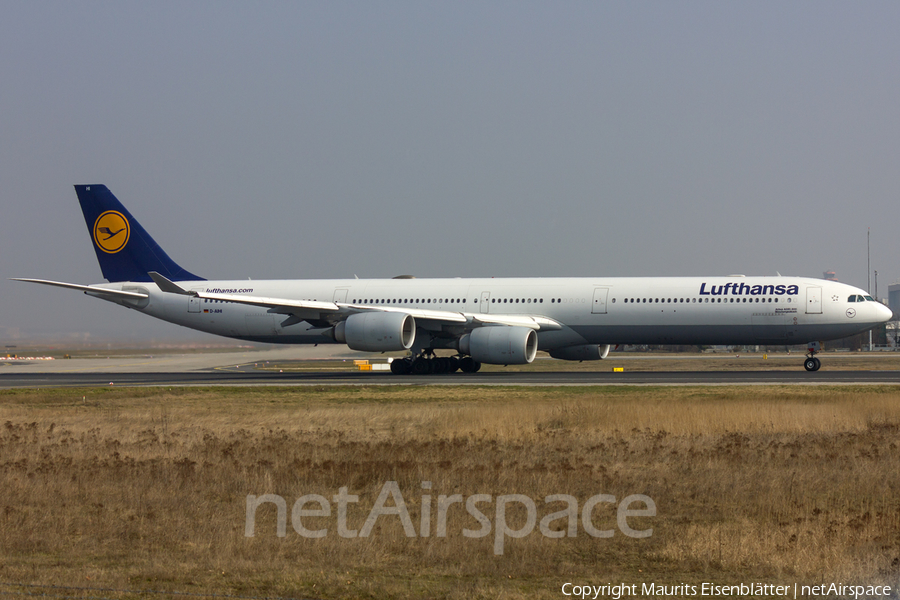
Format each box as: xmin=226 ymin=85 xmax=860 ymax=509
xmin=2 ymin=385 xmax=900 ymax=599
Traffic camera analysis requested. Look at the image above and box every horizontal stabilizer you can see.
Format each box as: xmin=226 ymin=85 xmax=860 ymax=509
xmin=10 ymin=278 xmax=149 ymax=299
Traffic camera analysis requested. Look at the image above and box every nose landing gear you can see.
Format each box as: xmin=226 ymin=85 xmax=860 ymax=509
xmin=804 ymin=342 xmax=821 ymax=372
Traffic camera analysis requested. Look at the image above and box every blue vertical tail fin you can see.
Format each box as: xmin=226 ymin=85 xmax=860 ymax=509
xmin=75 ymin=184 xmax=203 ymax=283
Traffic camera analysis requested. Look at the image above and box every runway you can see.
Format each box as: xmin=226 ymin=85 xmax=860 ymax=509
xmin=3 ymin=347 xmax=900 ymax=387
xmin=4 ymin=367 xmax=900 ymax=387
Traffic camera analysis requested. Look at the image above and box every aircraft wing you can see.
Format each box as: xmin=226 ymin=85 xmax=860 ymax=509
xmin=470 ymin=313 xmax=561 ymax=330
xmin=148 ymin=272 xmax=560 ymax=331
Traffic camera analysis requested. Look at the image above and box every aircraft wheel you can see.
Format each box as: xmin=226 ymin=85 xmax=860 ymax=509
xmin=472 ymin=360 xmax=482 ymax=373
xmin=390 ymin=359 xmax=410 ymax=375
xmin=459 ymin=357 xmax=477 ymax=373
xmin=804 ymin=358 xmax=817 ymax=372
xmin=411 ymin=358 xmax=431 ymax=375
xmin=813 ymin=357 xmax=821 ymax=371
xmin=448 ymin=356 xmax=460 ymax=373
xmin=432 ymin=358 xmax=448 ymax=374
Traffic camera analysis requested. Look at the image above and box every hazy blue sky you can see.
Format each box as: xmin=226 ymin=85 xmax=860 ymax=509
xmin=3 ymin=2 xmax=899 ymax=343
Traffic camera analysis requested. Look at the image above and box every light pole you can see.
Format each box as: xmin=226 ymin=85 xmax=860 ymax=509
xmin=868 ymin=229 xmax=872 ymax=351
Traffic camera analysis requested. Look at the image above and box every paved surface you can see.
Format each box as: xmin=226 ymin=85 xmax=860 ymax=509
xmin=3 ymin=347 xmax=900 ymax=387
xmin=3 ymin=366 xmax=900 ymax=388
xmin=0 ymin=346 xmax=359 ymax=373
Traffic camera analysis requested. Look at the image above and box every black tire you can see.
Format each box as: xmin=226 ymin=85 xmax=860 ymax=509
xmin=472 ymin=360 xmax=482 ymax=373
xmin=813 ymin=357 xmax=821 ymax=371
xmin=390 ymin=359 xmax=410 ymax=375
xmin=459 ymin=356 xmax=477 ymax=373
xmin=448 ymin=356 xmax=460 ymax=373
xmin=411 ymin=358 xmax=431 ymax=375
xmin=804 ymin=358 xmax=817 ymax=372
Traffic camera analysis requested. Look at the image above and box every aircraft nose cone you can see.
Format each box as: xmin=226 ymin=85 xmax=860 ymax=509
xmin=877 ymin=302 xmax=894 ymax=322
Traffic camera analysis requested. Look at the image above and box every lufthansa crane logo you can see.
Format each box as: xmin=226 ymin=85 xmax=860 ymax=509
xmin=93 ymin=211 xmax=130 ymax=254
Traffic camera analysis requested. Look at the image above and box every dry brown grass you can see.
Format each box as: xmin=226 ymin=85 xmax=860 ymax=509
xmin=2 ymin=385 xmax=900 ymax=599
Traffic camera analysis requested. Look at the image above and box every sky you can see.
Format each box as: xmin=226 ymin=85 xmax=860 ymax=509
xmin=2 ymin=1 xmax=899 ymax=344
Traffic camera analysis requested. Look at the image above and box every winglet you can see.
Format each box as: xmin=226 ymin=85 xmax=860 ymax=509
xmin=148 ymin=271 xmax=193 ymax=295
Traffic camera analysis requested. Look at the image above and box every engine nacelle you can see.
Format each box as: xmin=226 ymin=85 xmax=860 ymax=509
xmin=334 ymin=312 xmax=415 ymax=352
xmin=549 ymin=344 xmax=611 ymax=361
xmin=458 ymin=326 xmax=538 ymax=365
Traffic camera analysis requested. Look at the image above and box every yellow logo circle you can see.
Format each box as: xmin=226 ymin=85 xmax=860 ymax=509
xmin=93 ymin=211 xmax=130 ymax=254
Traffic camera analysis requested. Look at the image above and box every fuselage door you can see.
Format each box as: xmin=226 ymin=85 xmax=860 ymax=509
xmin=591 ymin=287 xmax=609 ymax=314
xmin=480 ymin=291 xmax=491 ymax=314
xmin=333 ymin=288 xmax=349 ymax=304
xmin=806 ymin=286 xmax=822 ymax=314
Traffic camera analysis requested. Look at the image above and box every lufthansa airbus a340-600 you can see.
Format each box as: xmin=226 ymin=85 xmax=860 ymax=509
xmin=14 ymin=185 xmax=892 ymax=374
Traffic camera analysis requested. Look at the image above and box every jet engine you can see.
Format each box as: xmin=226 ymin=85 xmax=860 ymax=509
xmin=458 ymin=326 xmax=538 ymax=365
xmin=333 ymin=312 xmax=416 ymax=352
xmin=549 ymin=344 xmax=611 ymax=361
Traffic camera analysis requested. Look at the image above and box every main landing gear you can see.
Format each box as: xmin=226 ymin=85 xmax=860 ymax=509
xmin=804 ymin=342 xmax=821 ymax=372
xmin=389 ymin=352 xmax=481 ymax=375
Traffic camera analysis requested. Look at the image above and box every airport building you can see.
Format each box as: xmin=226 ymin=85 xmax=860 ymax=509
xmin=890 ymin=283 xmax=900 ymax=321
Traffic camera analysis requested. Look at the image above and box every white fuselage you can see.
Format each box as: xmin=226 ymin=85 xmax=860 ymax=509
xmin=97 ymin=275 xmax=890 ymax=350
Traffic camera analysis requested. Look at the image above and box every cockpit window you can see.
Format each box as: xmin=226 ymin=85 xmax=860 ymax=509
xmin=865 ymin=295 xmax=875 ymax=301
xmin=848 ymin=296 xmax=856 ymax=302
